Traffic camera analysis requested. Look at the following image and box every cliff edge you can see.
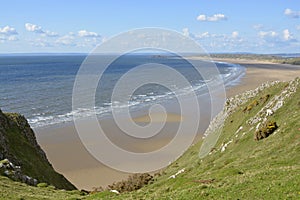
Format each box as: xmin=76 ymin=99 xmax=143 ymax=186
xmin=0 ymin=109 xmax=76 ymax=190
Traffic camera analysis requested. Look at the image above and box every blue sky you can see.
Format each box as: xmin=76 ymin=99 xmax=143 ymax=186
xmin=0 ymin=0 xmax=299 ymax=53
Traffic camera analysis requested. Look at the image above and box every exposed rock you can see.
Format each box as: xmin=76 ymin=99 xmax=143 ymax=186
xmin=168 ymin=168 xmax=185 ymax=179
xmin=204 ymin=80 xmax=281 ymax=139
xmin=0 ymin=158 xmax=38 ymax=186
xmin=110 ymin=189 xmax=120 ymax=194
xmin=247 ymin=78 xmax=299 ymax=130
xmin=266 ymin=109 xmax=273 ymax=116
xmin=220 ymin=140 xmax=233 ymax=152
xmin=202 ymin=78 xmax=299 ymax=157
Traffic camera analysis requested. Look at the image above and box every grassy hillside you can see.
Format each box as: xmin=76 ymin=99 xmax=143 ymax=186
xmin=0 ymin=78 xmax=299 ymax=199
xmin=0 ymin=111 xmax=76 ymax=190
xmin=0 ymin=175 xmax=84 ymax=200
xmin=89 ymin=78 xmax=300 ymax=199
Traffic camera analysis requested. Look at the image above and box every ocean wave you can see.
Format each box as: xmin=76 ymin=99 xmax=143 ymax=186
xmin=26 ymin=61 xmax=245 ymax=128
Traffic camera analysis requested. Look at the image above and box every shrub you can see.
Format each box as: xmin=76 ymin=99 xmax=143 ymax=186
xmin=252 ymin=100 xmax=259 ymax=106
xmin=243 ymin=100 xmax=259 ymax=112
xmin=107 ymin=173 xmax=153 ymax=193
xmin=260 ymin=94 xmax=270 ymax=104
xmin=47 ymin=185 xmax=56 ymax=190
xmin=37 ymin=182 xmax=48 ymax=188
xmin=254 ymin=121 xmax=278 ymax=141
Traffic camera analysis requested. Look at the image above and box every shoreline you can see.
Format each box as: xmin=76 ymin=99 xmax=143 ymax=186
xmin=222 ymin=59 xmax=300 ymax=97
xmin=35 ymin=59 xmax=300 ymax=190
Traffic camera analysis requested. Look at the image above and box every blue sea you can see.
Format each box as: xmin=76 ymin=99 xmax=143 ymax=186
xmin=0 ymin=54 xmax=245 ymax=128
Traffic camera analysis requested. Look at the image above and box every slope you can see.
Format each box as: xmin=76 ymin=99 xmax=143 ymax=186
xmin=0 ymin=110 xmax=76 ymax=190
xmin=90 ymin=78 xmax=300 ymax=199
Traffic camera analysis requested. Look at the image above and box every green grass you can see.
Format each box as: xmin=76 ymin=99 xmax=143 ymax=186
xmin=0 ymin=176 xmax=84 ymax=200
xmin=280 ymin=57 xmax=300 ymax=65
xmin=1 ymin=112 xmax=76 ymax=190
xmin=1 ymin=78 xmax=300 ymax=199
xmin=88 ymin=79 xmax=300 ymax=199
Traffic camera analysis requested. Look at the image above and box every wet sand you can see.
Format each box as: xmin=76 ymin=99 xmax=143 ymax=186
xmin=35 ymin=60 xmax=300 ymax=190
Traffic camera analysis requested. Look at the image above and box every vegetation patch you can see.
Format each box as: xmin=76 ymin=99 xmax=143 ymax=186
xmin=106 ymin=173 xmax=154 ymax=193
xmin=37 ymin=182 xmax=48 ymax=188
xmin=254 ymin=121 xmax=278 ymax=140
xmin=243 ymin=94 xmax=271 ymax=113
xmin=260 ymin=94 xmax=270 ymax=104
xmin=243 ymin=99 xmax=259 ymax=112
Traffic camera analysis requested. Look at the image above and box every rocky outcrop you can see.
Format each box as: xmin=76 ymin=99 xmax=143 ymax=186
xmin=0 ymin=109 xmax=76 ymax=190
xmin=199 ymin=80 xmax=281 ymax=158
xmin=0 ymin=158 xmax=38 ymax=186
xmin=247 ymin=78 xmax=299 ymax=127
xmin=200 ymin=78 xmax=299 ymax=157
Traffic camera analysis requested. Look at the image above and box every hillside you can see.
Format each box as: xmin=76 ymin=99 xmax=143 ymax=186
xmin=0 ymin=110 xmax=76 ymax=191
xmin=0 ymin=77 xmax=299 ymax=199
xmin=89 ymin=77 xmax=300 ymax=199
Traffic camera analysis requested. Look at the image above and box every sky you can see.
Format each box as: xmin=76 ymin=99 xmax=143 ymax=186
xmin=0 ymin=0 xmax=300 ymax=53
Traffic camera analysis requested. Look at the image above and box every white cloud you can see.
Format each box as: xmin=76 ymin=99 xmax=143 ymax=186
xmin=181 ymin=29 xmax=247 ymax=52
xmin=283 ymin=29 xmax=292 ymax=41
xmin=197 ymin=13 xmax=227 ymax=22
xmin=55 ymin=34 xmax=76 ymax=46
xmin=43 ymin=30 xmax=59 ymax=37
xmin=25 ymin=23 xmax=44 ymax=33
xmin=68 ymin=32 xmax=76 ymax=36
xmin=78 ymin=30 xmax=100 ymax=37
xmin=193 ymin=31 xmax=225 ymax=40
xmin=8 ymin=35 xmax=18 ymax=41
xmin=197 ymin=15 xmax=207 ymax=21
xmin=101 ymin=37 xmax=108 ymax=43
xmin=253 ymin=24 xmax=264 ymax=30
xmin=195 ymin=32 xmax=210 ymax=39
xmin=25 ymin=23 xmax=59 ymax=37
xmin=232 ymin=31 xmax=239 ymax=38
xmin=284 ymin=8 xmax=300 ymax=18
xmin=296 ymin=25 xmax=300 ymax=30
xmin=257 ymin=29 xmax=298 ymax=49
xmin=30 ymin=38 xmax=52 ymax=47
xmin=0 ymin=26 xmax=18 ymax=42
xmin=258 ymin=31 xmax=278 ymax=38
xmin=0 ymin=26 xmax=18 ymax=36
xmin=182 ymin=28 xmax=190 ymax=37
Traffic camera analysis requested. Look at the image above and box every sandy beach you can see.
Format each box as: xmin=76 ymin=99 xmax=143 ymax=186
xmin=222 ymin=59 xmax=300 ymax=97
xmin=35 ymin=59 xmax=300 ymax=190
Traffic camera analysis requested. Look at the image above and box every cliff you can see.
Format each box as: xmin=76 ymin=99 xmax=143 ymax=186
xmin=0 ymin=109 xmax=76 ymax=190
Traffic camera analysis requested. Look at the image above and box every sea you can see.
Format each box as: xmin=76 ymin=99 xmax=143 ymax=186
xmin=0 ymin=54 xmax=245 ymax=129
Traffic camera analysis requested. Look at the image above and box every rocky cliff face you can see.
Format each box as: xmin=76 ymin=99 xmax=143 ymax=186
xmin=0 ymin=109 xmax=76 ymax=190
